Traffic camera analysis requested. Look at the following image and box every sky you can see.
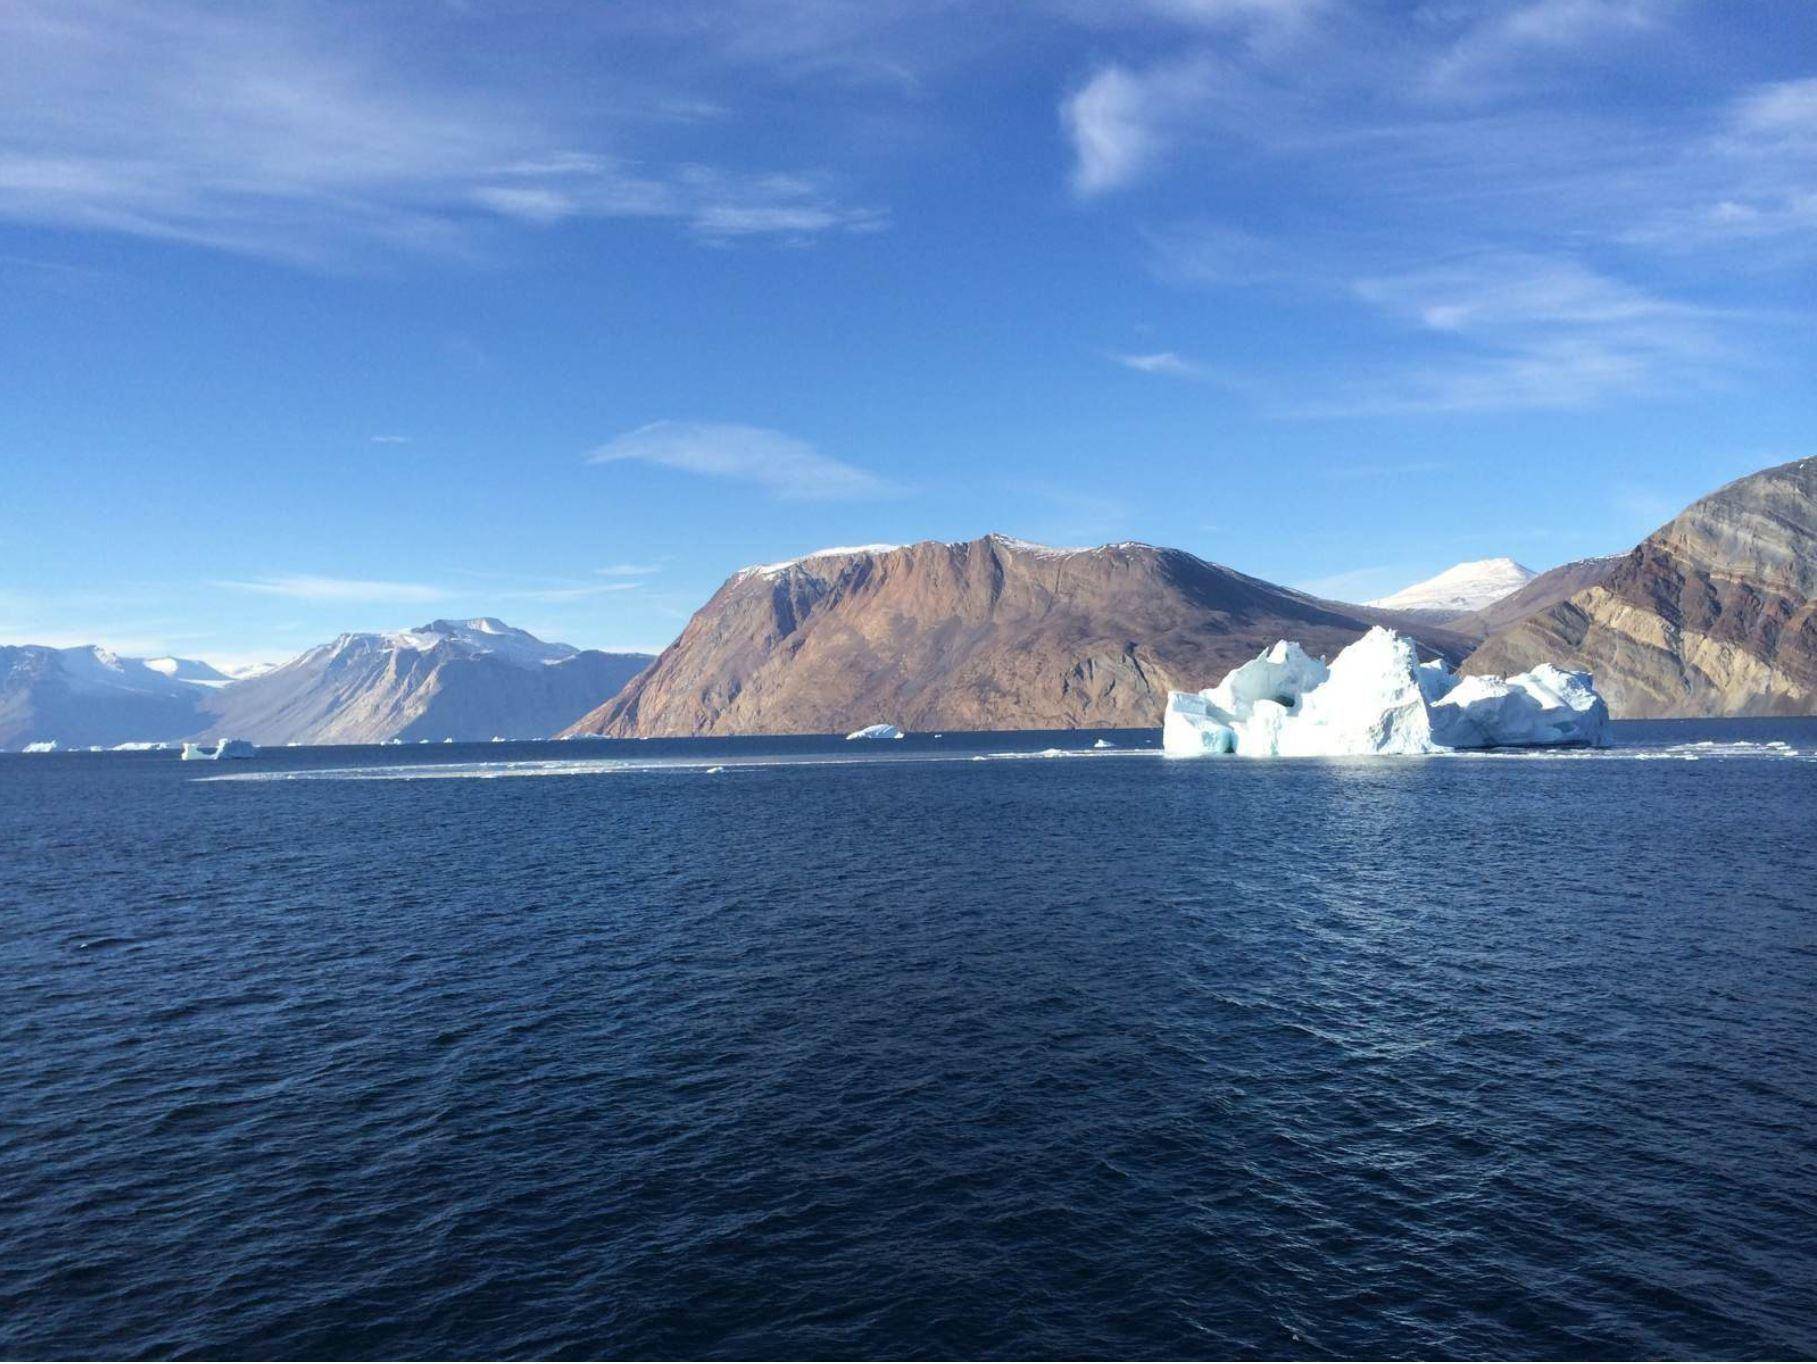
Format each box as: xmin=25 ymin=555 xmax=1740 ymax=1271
xmin=2 ymin=0 xmax=1813 ymax=666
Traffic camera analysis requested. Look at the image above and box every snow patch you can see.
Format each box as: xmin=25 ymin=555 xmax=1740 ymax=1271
xmin=739 ymin=544 xmax=902 ymax=579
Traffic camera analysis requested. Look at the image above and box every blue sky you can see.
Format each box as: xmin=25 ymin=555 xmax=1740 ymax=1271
xmin=3 ymin=0 xmax=1813 ymax=665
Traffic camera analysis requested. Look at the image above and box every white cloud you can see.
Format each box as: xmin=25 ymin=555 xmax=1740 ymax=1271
xmin=589 ymin=421 xmax=898 ymax=500
xmin=1427 ymin=0 xmax=1666 ymax=96
xmin=217 ymin=575 xmax=450 ymax=604
xmin=0 ymin=0 xmax=883 ymax=264
xmin=1112 ymin=350 xmax=1204 ymax=377
xmin=1341 ymin=253 xmax=1726 ymax=412
xmin=1726 ymin=76 xmax=1817 ymax=143
xmin=369 ymin=434 xmax=411 ymax=445
xmin=1062 ymin=67 xmax=1164 ymax=195
xmin=597 ymin=563 xmax=665 ymax=577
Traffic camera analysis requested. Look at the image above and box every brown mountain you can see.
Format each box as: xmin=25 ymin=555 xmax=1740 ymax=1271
xmin=564 ymin=534 xmax=1469 ymax=737
xmin=1464 ymin=457 xmax=1817 ymax=716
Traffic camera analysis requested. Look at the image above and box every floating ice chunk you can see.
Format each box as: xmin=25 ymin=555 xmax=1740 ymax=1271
xmin=1272 ymin=628 xmax=1437 ymax=756
xmin=22 ymin=740 xmax=59 ymax=753
xmin=1161 ymin=689 xmax=1237 ymax=754
xmin=1092 ymin=739 xmax=1115 ymax=748
xmin=1430 ymin=662 xmax=1609 ymax=749
xmin=1162 ymin=627 xmax=1607 ymax=757
xmin=845 ymin=723 xmax=905 ymax=740
xmin=181 ymin=739 xmax=257 ymax=761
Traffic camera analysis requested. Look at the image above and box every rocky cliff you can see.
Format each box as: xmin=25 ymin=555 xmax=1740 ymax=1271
xmin=1465 ymin=458 xmax=1817 ymax=716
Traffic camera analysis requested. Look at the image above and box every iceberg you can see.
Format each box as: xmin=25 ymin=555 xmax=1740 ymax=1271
xmin=22 ymin=740 xmax=59 ymax=753
xmin=1162 ymin=627 xmax=1608 ymax=757
xmin=845 ymin=724 xmax=905 ymax=740
xmin=180 ymin=739 xmax=257 ymax=761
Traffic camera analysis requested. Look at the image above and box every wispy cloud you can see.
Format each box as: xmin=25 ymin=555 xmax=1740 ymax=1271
xmin=589 ymin=421 xmax=899 ymax=500
xmin=0 ymin=0 xmax=884 ymax=265
xmin=1112 ymin=350 xmax=1204 ymax=377
xmin=369 ymin=434 xmax=411 ymax=445
xmin=1426 ymin=0 xmax=1668 ymax=97
xmin=597 ymin=563 xmax=665 ymax=577
xmin=216 ymin=575 xmax=450 ymax=604
xmin=1062 ymin=65 xmax=1170 ymax=195
xmin=1337 ymin=253 xmax=1728 ymax=412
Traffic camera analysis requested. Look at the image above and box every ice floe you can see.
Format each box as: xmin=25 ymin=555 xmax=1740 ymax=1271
xmin=845 ymin=723 xmax=905 ymax=740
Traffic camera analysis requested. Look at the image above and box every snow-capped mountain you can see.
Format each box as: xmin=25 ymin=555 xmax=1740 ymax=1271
xmin=1 ymin=645 xmax=214 ymax=750
xmin=145 ymin=656 xmax=236 ymax=687
xmin=196 ymin=619 xmax=651 ymax=745
xmin=1366 ymin=558 xmax=1537 ymax=616
xmin=1 ymin=620 xmax=652 ymax=750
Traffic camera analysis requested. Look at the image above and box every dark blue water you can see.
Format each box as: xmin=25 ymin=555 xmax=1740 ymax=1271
xmin=4 ymin=722 xmax=1815 ymax=1360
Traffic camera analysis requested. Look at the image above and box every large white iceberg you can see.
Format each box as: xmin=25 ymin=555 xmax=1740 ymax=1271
xmin=845 ymin=723 xmax=905 ymax=740
xmin=181 ymin=738 xmax=258 ymax=761
xmin=1163 ymin=628 xmax=1608 ymax=757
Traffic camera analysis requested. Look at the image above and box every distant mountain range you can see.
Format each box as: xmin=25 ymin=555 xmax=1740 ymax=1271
xmin=1 ymin=620 xmax=652 ymax=751
xmin=7 ymin=458 xmax=1812 ymax=748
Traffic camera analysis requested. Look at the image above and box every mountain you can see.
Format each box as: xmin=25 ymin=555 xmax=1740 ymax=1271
xmin=1444 ymin=555 xmax=1622 ymax=639
xmin=1367 ymin=558 xmax=1537 ymax=616
xmin=563 ymin=535 xmax=1470 ymax=738
xmin=2 ymin=619 xmax=652 ymax=750
xmin=1465 ymin=458 xmax=1817 ymax=716
xmin=197 ymin=618 xmax=651 ymax=744
xmin=0 ymin=645 xmax=210 ymax=750
xmin=145 ymin=656 xmax=235 ymax=687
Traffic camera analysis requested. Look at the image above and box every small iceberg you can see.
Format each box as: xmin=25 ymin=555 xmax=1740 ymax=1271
xmin=845 ymin=723 xmax=905 ymax=740
xmin=1092 ymin=739 xmax=1116 ymax=749
xmin=181 ymin=739 xmax=257 ymax=761
xmin=22 ymin=740 xmax=59 ymax=753
xmin=1162 ymin=627 xmax=1608 ymax=757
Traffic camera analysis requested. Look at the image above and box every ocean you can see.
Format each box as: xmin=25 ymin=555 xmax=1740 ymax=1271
xmin=4 ymin=720 xmax=1815 ymax=1359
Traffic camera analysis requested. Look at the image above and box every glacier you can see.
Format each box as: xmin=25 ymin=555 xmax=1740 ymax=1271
xmin=1162 ymin=627 xmax=1608 ymax=757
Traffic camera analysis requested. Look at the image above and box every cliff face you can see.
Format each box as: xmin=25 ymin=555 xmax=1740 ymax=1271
xmin=1465 ymin=458 xmax=1817 ymax=717
xmin=565 ymin=534 xmax=1468 ymax=737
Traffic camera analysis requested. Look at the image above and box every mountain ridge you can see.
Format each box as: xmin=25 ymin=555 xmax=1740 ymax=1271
xmin=1 ymin=622 xmax=652 ymax=750
xmin=1464 ymin=457 xmax=1817 ymax=716
xmin=565 ymin=533 xmax=1471 ymax=738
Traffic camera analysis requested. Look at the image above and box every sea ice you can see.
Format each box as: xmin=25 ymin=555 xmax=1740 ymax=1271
xmin=846 ymin=724 xmax=905 ymax=740
xmin=22 ymin=740 xmax=59 ymax=753
xmin=1162 ymin=627 xmax=1607 ymax=757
